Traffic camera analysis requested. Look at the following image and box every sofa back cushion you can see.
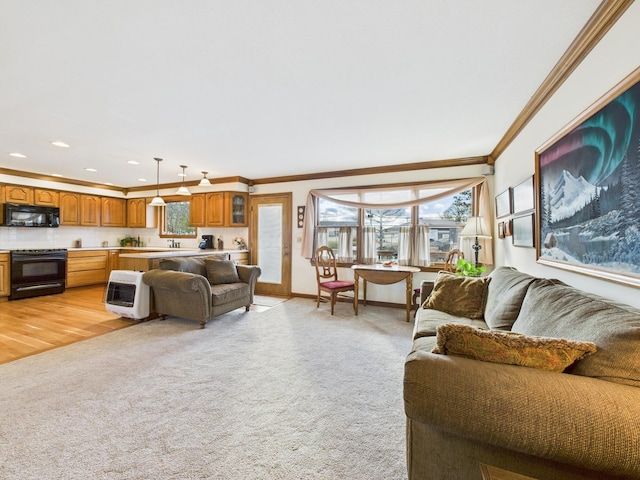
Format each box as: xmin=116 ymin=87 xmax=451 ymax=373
xmin=423 ymin=271 xmax=490 ymax=319
xmin=160 ymin=256 xmax=207 ymax=276
xmin=512 ymin=280 xmax=640 ymax=387
xmin=205 ymin=258 xmax=240 ymax=285
xmin=484 ymin=267 xmax=537 ymax=330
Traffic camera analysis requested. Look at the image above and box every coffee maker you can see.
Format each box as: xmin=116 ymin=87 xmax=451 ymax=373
xmin=199 ymin=235 xmax=214 ymax=250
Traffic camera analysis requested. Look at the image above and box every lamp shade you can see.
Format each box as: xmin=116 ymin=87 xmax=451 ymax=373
xmin=199 ymin=171 xmax=211 ymax=186
xmin=459 ymin=216 xmax=491 ymax=238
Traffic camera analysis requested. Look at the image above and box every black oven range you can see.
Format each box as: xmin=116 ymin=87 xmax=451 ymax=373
xmin=10 ymin=248 xmax=67 ymax=300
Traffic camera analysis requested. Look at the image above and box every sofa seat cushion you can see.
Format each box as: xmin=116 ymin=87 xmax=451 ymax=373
xmin=422 ymin=271 xmax=490 ymax=319
xmin=414 ymin=308 xmax=488 ymax=339
xmin=210 ymin=283 xmax=249 ymax=306
xmin=432 ymin=324 xmax=597 ymax=372
xmin=484 ymin=267 xmax=537 ymax=330
xmin=512 ymin=281 xmax=640 ymax=387
xmin=205 ymin=258 xmax=240 ymax=284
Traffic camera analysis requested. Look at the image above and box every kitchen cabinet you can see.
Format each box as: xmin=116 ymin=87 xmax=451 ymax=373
xmin=67 ymin=250 xmax=108 ymax=287
xmin=127 ymin=198 xmax=156 ymax=228
xmin=60 ymin=192 xmax=81 ymax=225
xmin=101 ymin=197 xmax=126 ymax=227
xmin=189 ymin=194 xmax=206 ymax=227
xmin=107 ymin=250 xmax=119 ymax=278
xmin=206 ymin=192 xmax=225 ymax=226
xmin=34 ymin=188 xmax=60 ymax=207
xmin=225 ymin=192 xmax=248 ymax=227
xmin=0 ymin=253 xmax=9 ymax=298
xmin=3 ymin=185 xmax=34 ymax=205
xmin=80 ymin=195 xmax=101 ymax=226
xmin=189 ymin=191 xmax=247 ymax=227
xmin=60 ymin=193 xmax=102 ymax=226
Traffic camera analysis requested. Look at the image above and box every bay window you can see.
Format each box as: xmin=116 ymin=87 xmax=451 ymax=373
xmin=302 ymin=178 xmax=492 ymax=269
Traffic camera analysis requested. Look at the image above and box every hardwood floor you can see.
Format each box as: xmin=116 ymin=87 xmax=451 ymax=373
xmin=0 ymin=285 xmax=134 ymax=365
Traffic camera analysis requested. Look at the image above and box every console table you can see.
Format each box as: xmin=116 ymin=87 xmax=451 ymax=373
xmin=351 ymin=264 xmax=420 ymax=322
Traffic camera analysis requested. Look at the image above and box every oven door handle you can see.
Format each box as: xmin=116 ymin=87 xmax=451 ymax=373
xmin=15 ymin=283 xmax=65 ymax=292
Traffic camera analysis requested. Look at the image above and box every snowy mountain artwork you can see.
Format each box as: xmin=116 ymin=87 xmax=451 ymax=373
xmin=537 ymin=72 xmax=640 ymax=285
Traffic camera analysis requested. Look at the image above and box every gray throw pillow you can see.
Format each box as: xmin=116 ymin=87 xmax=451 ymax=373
xmin=205 ymin=259 xmax=240 ymax=285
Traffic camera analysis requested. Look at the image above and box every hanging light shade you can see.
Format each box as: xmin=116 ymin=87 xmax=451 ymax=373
xmin=150 ymin=157 xmax=166 ymax=207
xmin=199 ymin=171 xmax=211 ymax=186
xmin=176 ymin=165 xmax=191 ymax=196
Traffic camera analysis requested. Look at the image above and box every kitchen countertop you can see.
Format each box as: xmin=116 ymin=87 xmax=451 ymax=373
xmin=118 ymin=249 xmax=247 ymax=259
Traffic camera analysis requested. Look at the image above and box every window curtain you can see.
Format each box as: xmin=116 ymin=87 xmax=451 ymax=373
xmin=316 ymin=227 xmax=328 ymax=250
xmin=397 ymin=226 xmax=412 ymax=265
xmin=337 ymin=227 xmax=354 ymax=262
xmin=413 ymin=225 xmax=430 ymax=267
xmin=361 ymin=226 xmax=377 ymax=264
xmin=301 ymin=177 xmax=492 ymax=262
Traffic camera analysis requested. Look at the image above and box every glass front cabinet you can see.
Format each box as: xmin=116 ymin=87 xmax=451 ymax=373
xmin=226 ymin=192 xmax=248 ymax=227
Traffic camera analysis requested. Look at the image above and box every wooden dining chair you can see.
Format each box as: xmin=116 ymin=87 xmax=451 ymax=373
xmin=314 ymin=246 xmax=356 ymax=315
xmin=444 ymin=248 xmax=464 ymax=272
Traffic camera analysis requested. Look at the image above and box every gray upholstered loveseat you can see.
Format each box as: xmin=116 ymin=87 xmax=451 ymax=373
xmin=142 ymin=255 xmax=261 ymax=328
xmin=404 ymin=267 xmax=640 ymax=480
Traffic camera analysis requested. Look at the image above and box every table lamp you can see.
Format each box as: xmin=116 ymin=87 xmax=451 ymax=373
xmin=459 ymin=216 xmax=492 ymax=267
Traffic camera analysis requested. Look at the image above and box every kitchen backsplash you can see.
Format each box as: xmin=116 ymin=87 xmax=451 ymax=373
xmin=0 ymin=226 xmax=248 ymax=250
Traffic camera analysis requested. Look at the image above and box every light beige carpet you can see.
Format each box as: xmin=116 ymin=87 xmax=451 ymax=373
xmin=0 ymin=298 xmax=412 ymax=480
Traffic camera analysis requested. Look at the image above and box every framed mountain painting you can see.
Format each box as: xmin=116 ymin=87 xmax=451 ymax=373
xmin=535 ymin=66 xmax=640 ymax=286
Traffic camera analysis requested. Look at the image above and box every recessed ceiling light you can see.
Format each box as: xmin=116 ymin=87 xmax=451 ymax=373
xmin=127 ymin=160 xmax=139 ymax=165
xmin=85 ymin=168 xmax=98 ymax=172
xmin=9 ymin=152 xmax=26 ymax=158
xmin=138 ymin=178 xmax=147 ymax=182
xmin=51 ymin=141 xmax=70 ymax=148
xmin=51 ymin=173 xmax=63 ymax=177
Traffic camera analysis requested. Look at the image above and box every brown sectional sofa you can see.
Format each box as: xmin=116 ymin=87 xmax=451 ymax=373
xmin=142 ymin=255 xmax=261 ymax=328
xmin=404 ymin=266 xmax=640 ymax=480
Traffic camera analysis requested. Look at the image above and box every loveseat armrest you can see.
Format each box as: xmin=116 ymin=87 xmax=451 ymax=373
xmin=142 ymin=269 xmax=212 ymax=326
xmin=236 ymin=265 xmax=261 ymax=301
xmin=404 ymin=350 xmax=640 ymax=478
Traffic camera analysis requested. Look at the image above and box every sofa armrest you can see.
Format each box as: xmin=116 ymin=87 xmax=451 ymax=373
xmin=142 ymin=269 xmax=212 ymax=323
xmin=404 ymin=350 xmax=640 ymax=478
xmin=236 ymin=265 xmax=261 ymax=300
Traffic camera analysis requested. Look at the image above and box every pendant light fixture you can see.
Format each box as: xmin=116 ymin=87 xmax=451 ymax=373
xmin=176 ymin=165 xmax=191 ymax=196
xmin=199 ymin=171 xmax=212 ymax=186
xmin=150 ymin=157 xmax=166 ymax=207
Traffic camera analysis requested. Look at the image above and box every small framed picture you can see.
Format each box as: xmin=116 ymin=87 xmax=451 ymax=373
xmin=512 ymin=175 xmax=535 ymax=214
xmin=498 ymin=222 xmax=505 ymax=239
xmin=504 ymin=219 xmax=512 ymax=237
xmin=495 ymin=188 xmax=512 ymax=218
xmin=512 ymin=213 xmax=535 ymax=248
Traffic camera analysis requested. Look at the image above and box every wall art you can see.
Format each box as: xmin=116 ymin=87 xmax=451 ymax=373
xmin=536 ymin=66 xmax=640 ymax=286
xmin=512 ymin=213 xmax=535 ymax=248
xmin=512 ymin=175 xmax=535 ymax=214
xmin=495 ymin=188 xmax=512 ymax=218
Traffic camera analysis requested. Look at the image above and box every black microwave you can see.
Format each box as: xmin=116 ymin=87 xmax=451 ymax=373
xmin=2 ymin=203 xmax=60 ymax=227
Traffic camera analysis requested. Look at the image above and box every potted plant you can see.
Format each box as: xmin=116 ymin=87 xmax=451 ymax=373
xmin=455 ymin=258 xmax=486 ymax=277
xmin=119 ymin=235 xmax=137 ymax=247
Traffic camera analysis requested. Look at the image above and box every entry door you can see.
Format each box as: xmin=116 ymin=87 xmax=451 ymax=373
xmin=250 ymin=193 xmax=292 ymax=296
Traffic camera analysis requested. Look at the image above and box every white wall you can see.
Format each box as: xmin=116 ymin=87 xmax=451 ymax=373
xmin=493 ymin=2 xmax=640 ymax=307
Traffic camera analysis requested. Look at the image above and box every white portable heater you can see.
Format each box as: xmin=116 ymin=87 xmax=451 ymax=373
xmin=105 ymin=270 xmax=150 ymax=319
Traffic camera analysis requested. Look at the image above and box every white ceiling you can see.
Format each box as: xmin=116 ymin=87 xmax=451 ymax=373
xmin=0 ymin=0 xmax=602 ymax=189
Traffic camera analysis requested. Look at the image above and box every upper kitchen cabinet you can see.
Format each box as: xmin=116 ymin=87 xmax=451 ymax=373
xmin=34 ymin=188 xmax=60 ymax=207
xmin=3 ymin=185 xmax=34 ymax=205
xmin=226 ymin=192 xmax=248 ymax=227
xmin=101 ymin=197 xmax=126 ymax=227
xmin=81 ymin=195 xmax=101 ymax=226
xmin=60 ymin=192 xmax=101 ymax=226
xmin=127 ymin=198 xmax=156 ymax=228
xmin=60 ymin=192 xmax=81 ymax=225
xmin=190 ymin=191 xmax=247 ymax=227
